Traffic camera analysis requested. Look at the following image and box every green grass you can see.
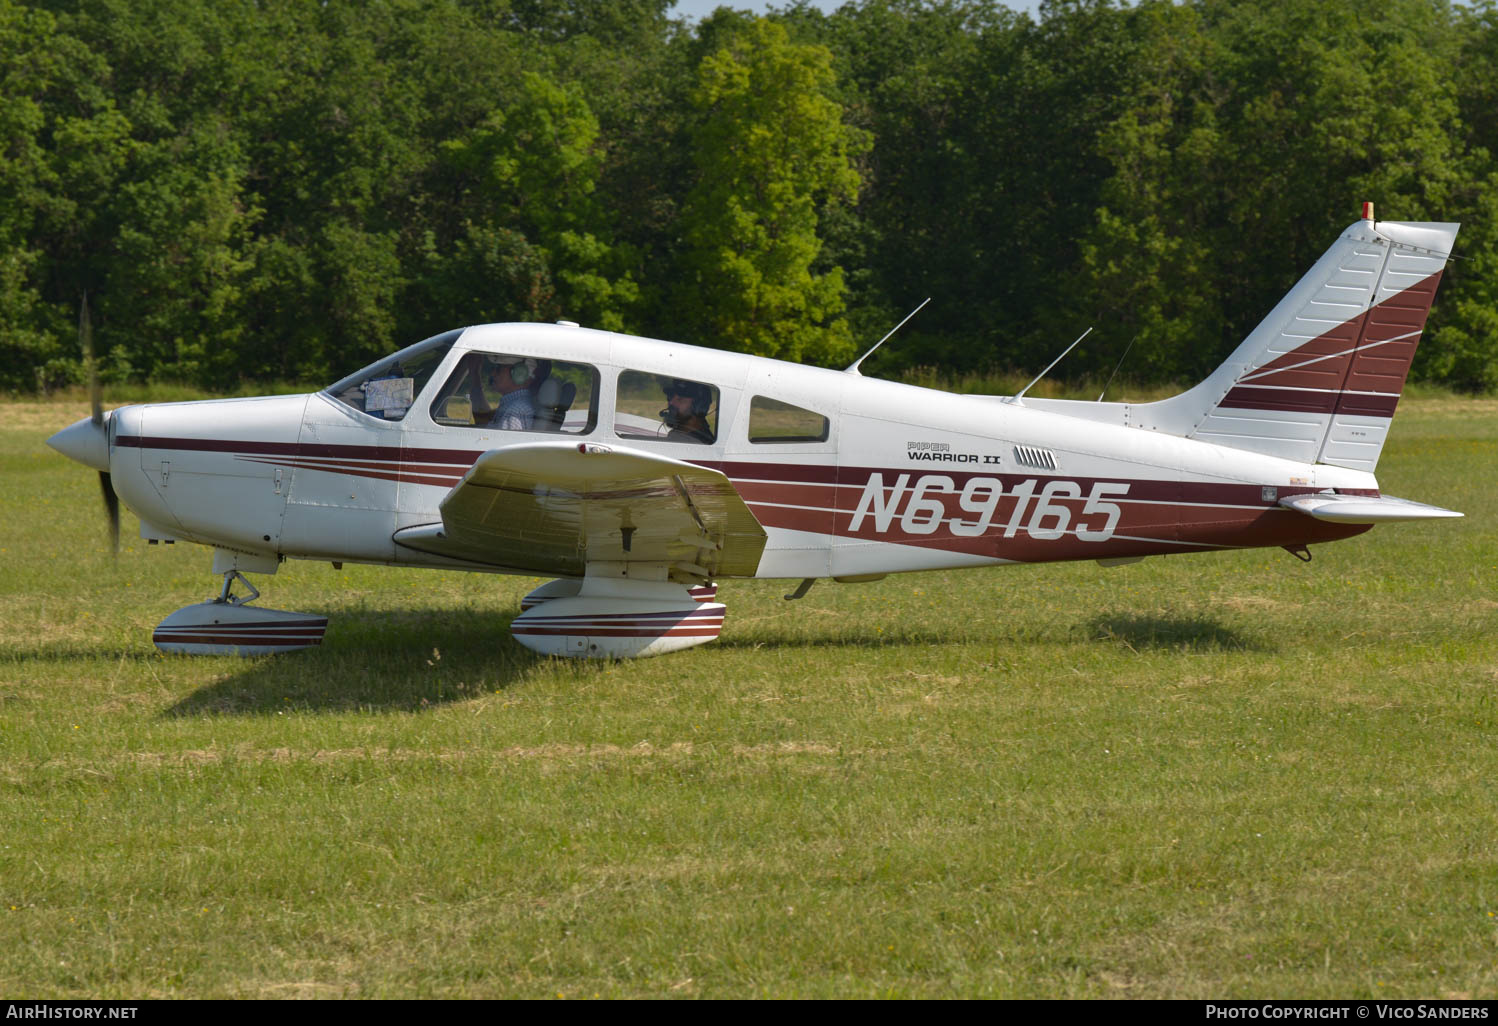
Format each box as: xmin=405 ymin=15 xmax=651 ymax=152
xmin=2 ymin=398 xmax=1496 ymax=998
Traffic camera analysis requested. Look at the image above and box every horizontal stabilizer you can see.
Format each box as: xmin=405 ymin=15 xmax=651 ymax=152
xmin=1278 ymin=491 xmax=1462 ymax=524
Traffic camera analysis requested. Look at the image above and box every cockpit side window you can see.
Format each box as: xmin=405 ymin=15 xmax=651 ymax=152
xmin=748 ymin=395 xmax=831 ymax=444
xmin=614 ymin=370 xmax=719 ymax=445
xmin=428 ymin=353 xmax=599 ymax=434
xmin=324 ymin=329 xmax=464 ymax=421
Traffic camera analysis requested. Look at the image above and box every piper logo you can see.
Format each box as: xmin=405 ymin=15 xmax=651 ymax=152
xmin=847 ymin=473 xmax=1130 ymax=541
xmin=905 ymin=441 xmax=991 ymax=464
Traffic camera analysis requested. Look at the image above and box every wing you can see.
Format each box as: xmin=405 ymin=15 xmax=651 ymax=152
xmin=1278 ymin=491 xmax=1463 ymax=523
xmin=393 ymin=441 xmax=767 ymax=580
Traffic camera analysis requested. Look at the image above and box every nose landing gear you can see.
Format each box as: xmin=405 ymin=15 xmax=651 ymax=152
xmin=152 ymin=569 xmax=328 ymax=656
xmin=217 ymin=569 xmax=260 ymax=606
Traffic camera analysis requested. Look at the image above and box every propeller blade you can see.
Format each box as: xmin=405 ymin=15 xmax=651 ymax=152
xmin=100 ymin=471 xmax=120 ymax=554
xmin=80 ymin=293 xmax=117 ymax=554
xmin=81 ymin=291 xmax=103 ymax=428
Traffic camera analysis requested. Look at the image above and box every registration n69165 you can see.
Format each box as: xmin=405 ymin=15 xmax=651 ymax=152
xmin=847 ymin=473 xmax=1130 ymax=541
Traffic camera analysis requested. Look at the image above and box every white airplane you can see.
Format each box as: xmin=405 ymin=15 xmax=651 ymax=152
xmin=48 ymin=207 xmax=1463 ymax=658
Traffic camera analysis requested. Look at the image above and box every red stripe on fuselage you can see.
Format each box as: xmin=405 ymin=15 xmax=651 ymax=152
xmin=114 ymin=436 xmax=1365 ymax=562
xmin=116 ymin=435 xmax=476 ymax=467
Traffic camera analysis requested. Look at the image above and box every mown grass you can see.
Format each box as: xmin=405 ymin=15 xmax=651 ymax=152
xmin=2 ymin=398 xmax=1495 ymax=998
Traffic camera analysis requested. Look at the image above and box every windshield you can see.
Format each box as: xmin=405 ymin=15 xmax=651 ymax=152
xmin=323 ymin=328 xmax=466 ymax=420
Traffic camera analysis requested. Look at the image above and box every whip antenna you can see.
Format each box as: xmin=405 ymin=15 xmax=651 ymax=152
xmin=846 ymin=297 xmax=931 ymax=376
xmin=1097 ymin=333 xmax=1138 ymax=402
xmin=1006 ymin=326 xmax=1092 ymax=405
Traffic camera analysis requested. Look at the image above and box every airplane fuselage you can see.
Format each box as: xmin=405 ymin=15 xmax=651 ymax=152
xmin=102 ymin=322 xmax=1375 ymax=581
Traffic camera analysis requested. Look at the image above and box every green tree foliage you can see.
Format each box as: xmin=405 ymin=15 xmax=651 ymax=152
xmin=1424 ymin=0 xmax=1498 ymax=392
xmin=435 ymin=71 xmax=639 ymax=330
xmin=800 ymin=0 xmax=1011 ymax=364
xmin=0 ymin=0 xmax=59 ymax=386
xmin=2 ymin=0 xmax=1498 ymax=393
xmin=676 ymin=18 xmax=866 ymax=363
xmin=1077 ymin=0 xmax=1479 ymax=381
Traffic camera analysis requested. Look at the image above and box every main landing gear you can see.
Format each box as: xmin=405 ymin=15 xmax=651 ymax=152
xmin=512 ymin=574 xmax=724 ymax=659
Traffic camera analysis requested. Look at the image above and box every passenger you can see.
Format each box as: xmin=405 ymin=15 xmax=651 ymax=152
xmin=660 ymin=379 xmax=714 ymax=444
xmin=469 ymin=355 xmax=537 ymax=430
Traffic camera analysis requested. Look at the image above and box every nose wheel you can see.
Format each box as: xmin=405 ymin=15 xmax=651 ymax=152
xmin=152 ymin=570 xmax=327 ymax=656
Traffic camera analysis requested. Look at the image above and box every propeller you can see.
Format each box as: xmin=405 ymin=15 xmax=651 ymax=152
xmin=80 ymin=292 xmax=120 ymax=554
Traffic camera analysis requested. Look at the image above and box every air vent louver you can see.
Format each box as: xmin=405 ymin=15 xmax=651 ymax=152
xmin=1013 ymin=445 xmax=1058 ymax=471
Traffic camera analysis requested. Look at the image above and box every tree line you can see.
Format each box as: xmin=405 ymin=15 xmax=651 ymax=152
xmin=3 ymin=0 xmax=1497 ymax=394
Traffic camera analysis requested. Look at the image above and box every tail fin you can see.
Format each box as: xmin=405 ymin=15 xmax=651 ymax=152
xmin=1135 ymin=214 xmax=1458 ymax=471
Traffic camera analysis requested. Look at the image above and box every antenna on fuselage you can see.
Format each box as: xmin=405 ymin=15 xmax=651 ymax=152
xmin=845 ymin=297 xmax=931 ymax=376
xmin=1005 ymin=326 xmax=1092 ymax=405
xmin=1096 ymin=333 xmax=1138 ymax=402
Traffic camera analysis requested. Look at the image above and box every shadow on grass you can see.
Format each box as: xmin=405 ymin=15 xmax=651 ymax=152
xmin=163 ymin=605 xmax=546 ymax=717
xmin=1089 ymin=613 xmax=1271 ymax=653
xmin=713 ymin=626 xmax=962 ymax=650
xmin=714 ymin=614 xmax=1098 ymax=650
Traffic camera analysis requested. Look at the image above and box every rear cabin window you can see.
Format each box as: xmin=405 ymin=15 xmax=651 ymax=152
xmin=614 ymin=370 xmax=719 ymax=445
xmin=428 ymin=353 xmax=598 ymax=434
xmin=325 ymin=328 xmax=463 ymax=421
xmin=748 ymin=395 xmax=830 ymax=444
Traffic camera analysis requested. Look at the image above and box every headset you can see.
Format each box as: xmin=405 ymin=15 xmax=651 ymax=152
xmin=661 ymin=379 xmax=713 ymax=422
xmin=486 ymin=356 xmax=533 ymax=387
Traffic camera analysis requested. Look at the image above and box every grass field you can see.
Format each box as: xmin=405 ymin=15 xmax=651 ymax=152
xmin=2 ymin=397 xmax=1495 ymax=998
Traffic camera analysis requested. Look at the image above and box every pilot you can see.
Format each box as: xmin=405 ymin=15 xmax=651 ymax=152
xmin=468 ymin=355 xmax=537 ymax=430
xmin=661 ymin=379 xmax=714 ymax=444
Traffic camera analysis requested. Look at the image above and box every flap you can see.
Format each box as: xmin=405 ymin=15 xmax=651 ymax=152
xmin=1278 ymin=491 xmax=1463 ymax=524
xmin=393 ymin=441 xmax=766 ymax=580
